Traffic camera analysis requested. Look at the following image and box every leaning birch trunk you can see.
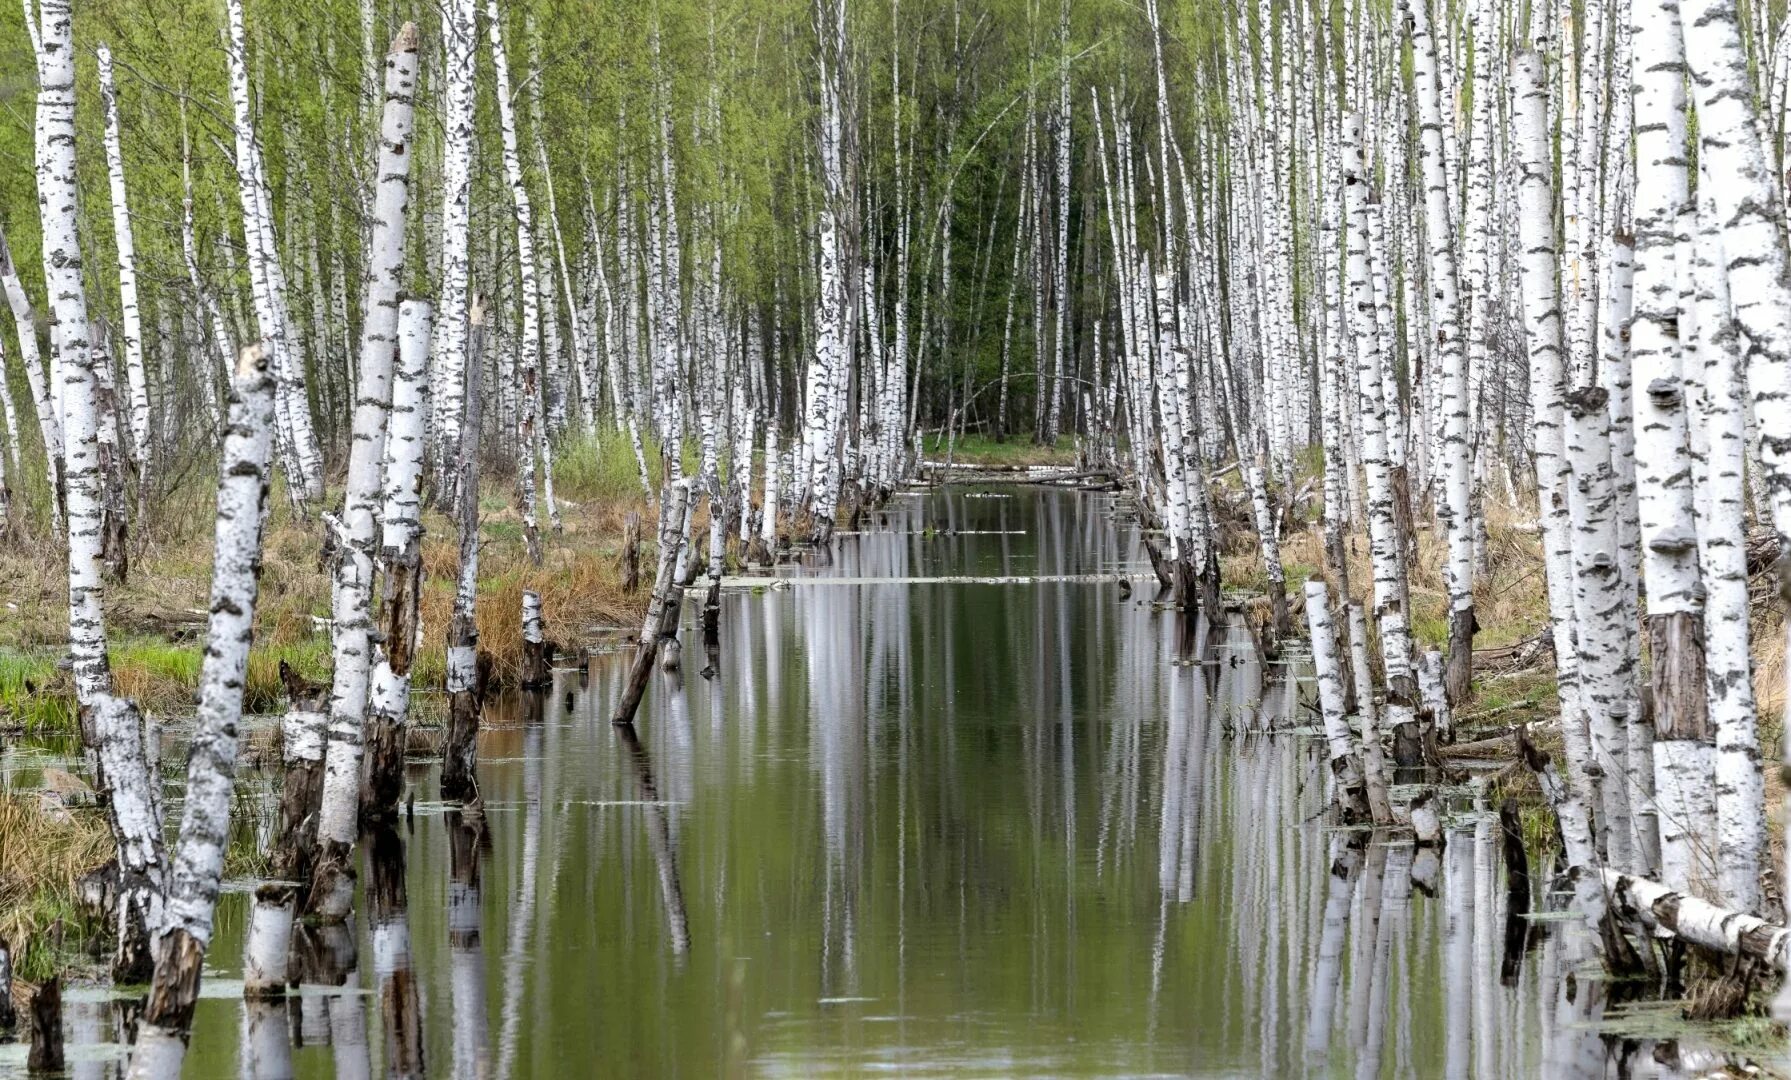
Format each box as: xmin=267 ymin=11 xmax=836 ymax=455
xmin=128 ymin=345 xmax=277 ymax=1079
xmin=441 ymin=301 xmax=489 ymax=804
xmin=612 ymin=479 xmax=692 ymax=725
xmin=487 ymin=0 xmax=545 ymax=566
xmin=0 ymin=226 xmax=63 ymax=530
xmin=1631 ymin=0 xmax=1714 ymax=899
xmin=1512 ymin=50 xmax=1609 ymax=953
xmin=362 ymin=299 xmax=432 ymax=825
xmin=33 ymin=0 xmax=110 ymax=710
xmin=312 ymin=23 xmax=420 ymax=919
xmin=1303 ymin=578 xmax=1369 ymax=822
xmin=1601 ymin=869 xmax=1791 ymax=970
xmin=430 ymin=0 xmax=477 ymax=506
xmin=96 ymin=44 xmax=152 ymax=500
xmin=1688 ymin=189 xmax=1767 ymax=916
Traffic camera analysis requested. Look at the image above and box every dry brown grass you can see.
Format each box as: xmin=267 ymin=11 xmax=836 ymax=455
xmin=0 ymin=795 xmax=110 ymax=987
xmin=1221 ymin=490 xmax=1553 ymax=653
xmin=0 ymin=462 xmax=656 ymax=728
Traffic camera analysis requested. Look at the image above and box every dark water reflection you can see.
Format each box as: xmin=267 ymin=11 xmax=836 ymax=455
xmin=53 ymin=486 xmax=1717 ymax=1076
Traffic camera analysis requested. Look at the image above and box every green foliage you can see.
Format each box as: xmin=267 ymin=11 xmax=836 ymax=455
xmin=554 ymin=427 xmax=651 ymax=503
xmin=923 ymin=432 xmax=1076 ymax=466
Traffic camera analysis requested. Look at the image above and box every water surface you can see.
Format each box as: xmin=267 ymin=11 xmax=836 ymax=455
xmin=35 ymin=486 xmax=1705 ymax=1076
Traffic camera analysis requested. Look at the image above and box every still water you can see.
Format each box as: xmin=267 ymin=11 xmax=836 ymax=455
xmin=48 ymin=486 xmax=1708 ymax=1076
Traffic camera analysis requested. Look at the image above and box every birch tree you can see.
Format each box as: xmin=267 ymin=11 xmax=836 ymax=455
xmin=363 ymin=300 xmax=432 ymax=822
xmin=33 ymin=0 xmax=110 ymax=708
xmin=0 ymin=226 xmax=62 ymax=530
xmin=487 ymin=0 xmax=546 ymax=565
xmin=1631 ymin=0 xmax=1714 ymax=898
xmin=128 ymin=345 xmax=276 ymax=1079
xmin=312 ymin=23 xmax=419 ymax=915
xmin=431 ymin=0 xmax=478 ymax=506
xmin=96 ymin=44 xmax=152 ymax=498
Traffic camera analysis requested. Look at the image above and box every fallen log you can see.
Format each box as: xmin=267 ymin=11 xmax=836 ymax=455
xmin=1599 ymin=869 xmax=1791 ymax=971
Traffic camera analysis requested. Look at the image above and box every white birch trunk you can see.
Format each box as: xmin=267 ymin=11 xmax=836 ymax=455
xmin=314 ymin=24 xmax=420 ymax=903
xmin=1632 ymin=0 xmax=1714 ymax=899
xmin=487 ymin=0 xmax=545 ymax=564
xmin=1563 ymin=387 xmax=1635 ymax=870
xmin=129 ymin=345 xmax=276 ymax=1077
xmin=96 ymin=44 xmax=151 ymax=489
xmin=1668 ymin=0 xmax=1791 ymax=1006
xmin=1339 ymin=112 xmax=1419 ymax=759
xmin=0 ymin=227 xmax=62 ymax=530
xmin=33 ymin=0 xmax=109 ymax=706
xmin=431 ymin=0 xmax=477 ymax=503
xmin=364 ymin=299 xmax=432 ymax=822
xmin=1689 ymin=188 xmax=1766 ymax=916
xmin=1304 ymin=578 xmax=1369 ymax=821
xmin=1347 ymin=602 xmax=1394 ymax=825
xmin=1513 ymin=50 xmax=1608 ymax=947
xmin=1602 ymin=869 xmax=1791 ymax=969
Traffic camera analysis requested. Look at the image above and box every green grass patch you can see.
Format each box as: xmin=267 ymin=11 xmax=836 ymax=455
xmin=0 ymin=651 xmax=75 ymax=733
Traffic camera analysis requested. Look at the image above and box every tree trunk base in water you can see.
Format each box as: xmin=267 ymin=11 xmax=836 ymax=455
xmin=701 ymin=580 xmax=721 ymax=678
xmin=1391 ymin=719 xmax=1424 ymax=770
xmin=1141 ymin=535 xmax=1174 ymax=591
xmin=307 ymin=846 xmax=357 ymax=922
xmin=358 ymin=716 xmax=406 ymax=826
xmin=520 ymin=640 xmax=551 ymax=689
xmin=243 ymin=884 xmax=296 ymax=997
xmin=142 ymin=927 xmax=204 ymax=1036
xmin=1199 ymin=547 xmax=1223 ymax=621
xmin=441 ymin=652 xmax=491 ymax=803
xmin=26 ymin=976 xmax=60 ymax=1073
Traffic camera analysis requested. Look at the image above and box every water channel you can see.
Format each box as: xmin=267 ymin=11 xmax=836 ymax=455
xmin=18 ymin=485 xmax=1733 ymax=1076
